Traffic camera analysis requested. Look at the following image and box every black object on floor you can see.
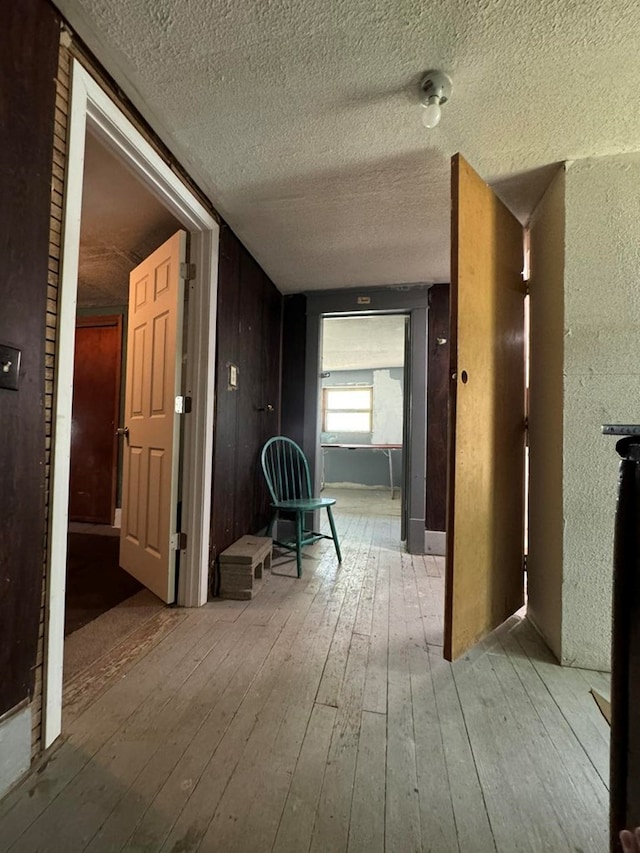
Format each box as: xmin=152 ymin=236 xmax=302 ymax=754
xmin=609 ymin=434 xmax=640 ymax=850
xmin=65 ymin=532 xmax=143 ymax=636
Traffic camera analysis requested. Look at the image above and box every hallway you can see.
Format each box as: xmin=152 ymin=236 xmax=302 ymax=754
xmin=0 ymin=502 xmax=609 ymax=852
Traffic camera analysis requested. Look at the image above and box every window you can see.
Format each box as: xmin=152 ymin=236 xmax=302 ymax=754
xmin=323 ymin=387 xmax=373 ymax=433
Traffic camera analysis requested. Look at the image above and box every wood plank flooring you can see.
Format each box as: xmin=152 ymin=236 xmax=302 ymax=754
xmin=0 ymin=493 xmax=610 ymax=852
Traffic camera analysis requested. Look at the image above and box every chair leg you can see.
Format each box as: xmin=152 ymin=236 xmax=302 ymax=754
xmin=326 ymin=506 xmax=342 ymax=563
xmin=295 ymin=511 xmax=303 ymax=577
xmin=266 ymin=511 xmax=277 ymax=539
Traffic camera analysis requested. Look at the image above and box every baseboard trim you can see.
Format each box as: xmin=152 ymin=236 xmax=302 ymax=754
xmin=407 ymin=518 xmax=427 ymax=555
xmin=425 ymin=529 xmax=446 ymax=556
xmin=0 ymin=701 xmax=31 ymax=800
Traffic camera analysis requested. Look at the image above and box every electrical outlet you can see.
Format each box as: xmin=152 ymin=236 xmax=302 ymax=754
xmin=0 ymin=345 xmax=21 ymax=391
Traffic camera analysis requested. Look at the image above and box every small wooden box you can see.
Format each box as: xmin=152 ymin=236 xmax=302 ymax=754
xmin=219 ymin=535 xmax=272 ymax=600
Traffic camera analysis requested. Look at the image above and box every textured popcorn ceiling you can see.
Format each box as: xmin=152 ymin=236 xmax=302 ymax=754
xmin=57 ymin=0 xmax=640 ymax=293
xmin=78 ymin=132 xmax=181 ymax=307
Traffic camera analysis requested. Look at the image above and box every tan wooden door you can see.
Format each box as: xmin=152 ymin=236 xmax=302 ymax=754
xmin=444 ymin=154 xmax=526 ymax=661
xmin=120 ymin=231 xmax=187 ymax=603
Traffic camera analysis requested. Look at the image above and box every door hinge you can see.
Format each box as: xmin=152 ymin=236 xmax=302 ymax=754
xmin=523 ymin=553 xmax=528 ymax=573
xmin=171 ymin=532 xmax=187 ymax=550
xmin=175 ymin=395 xmax=192 ymax=414
xmin=180 ymin=262 xmax=196 ymax=281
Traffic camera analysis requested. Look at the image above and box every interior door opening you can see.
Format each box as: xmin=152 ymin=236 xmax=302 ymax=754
xmin=63 ymin=128 xmax=184 ymax=691
xmin=46 ymin=60 xmax=218 ymax=748
xmin=319 ymin=313 xmax=407 ymax=539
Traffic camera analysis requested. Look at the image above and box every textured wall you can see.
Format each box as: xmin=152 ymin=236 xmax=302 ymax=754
xmin=372 ymin=369 xmax=403 ymax=444
xmin=322 ymin=316 xmax=405 ymax=371
xmin=560 ymin=153 xmax=640 ymax=670
xmin=527 ymin=167 xmax=565 ymax=661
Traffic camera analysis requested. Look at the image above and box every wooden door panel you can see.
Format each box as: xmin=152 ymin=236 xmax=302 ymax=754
xmin=69 ymin=316 xmax=122 ymax=523
xmin=124 ymin=444 xmax=142 ymax=543
xmin=426 ymin=284 xmax=450 ymax=532
xmin=120 ymin=231 xmax=186 ymax=603
xmin=258 ymin=269 xmax=283 ymax=526
xmin=210 ymin=229 xmax=240 ymax=563
xmin=444 ymin=154 xmax=526 ymax=661
xmin=210 ymin=227 xmax=284 ymax=571
xmin=234 ymin=250 xmax=263 ymax=540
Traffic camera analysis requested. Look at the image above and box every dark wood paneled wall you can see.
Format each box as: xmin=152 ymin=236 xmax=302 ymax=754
xmin=426 ymin=283 xmax=450 ymax=531
xmin=0 ymin=0 xmax=59 ymax=716
xmin=280 ymin=294 xmax=307 ymax=449
xmin=210 ymin=227 xmax=283 ymax=572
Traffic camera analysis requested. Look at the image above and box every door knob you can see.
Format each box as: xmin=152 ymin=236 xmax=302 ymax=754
xmin=257 ymin=404 xmax=275 ymax=412
xmin=116 ymin=426 xmax=129 ymax=438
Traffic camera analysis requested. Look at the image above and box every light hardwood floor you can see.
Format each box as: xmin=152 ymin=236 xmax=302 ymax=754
xmin=0 ymin=497 xmax=610 ymax=852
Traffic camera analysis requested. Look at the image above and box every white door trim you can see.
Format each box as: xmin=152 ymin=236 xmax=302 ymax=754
xmin=44 ymin=60 xmax=219 ymax=747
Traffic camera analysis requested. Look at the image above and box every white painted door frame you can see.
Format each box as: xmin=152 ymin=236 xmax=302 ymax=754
xmin=44 ymin=60 xmax=219 ymax=747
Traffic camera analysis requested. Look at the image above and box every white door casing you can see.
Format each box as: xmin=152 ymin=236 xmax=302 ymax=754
xmin=45 ymin=59 xmax=218 ymax=747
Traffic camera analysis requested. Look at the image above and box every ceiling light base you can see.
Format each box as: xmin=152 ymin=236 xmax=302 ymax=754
xmin=419 ymin=70 xmax=453 ymax=108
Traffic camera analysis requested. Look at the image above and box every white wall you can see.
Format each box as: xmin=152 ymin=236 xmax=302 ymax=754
xmin=372 ymin=369 xmax=403 ymax=444
xmin=322 ymin=315 xmax=405 ymax=370
xmin=561 ymin=153 xmax=640 ymax=670
xmin=528 ymin=166 xmax=565 ymax=661
xmin=530 ymin=152 xmax=640 ymax=671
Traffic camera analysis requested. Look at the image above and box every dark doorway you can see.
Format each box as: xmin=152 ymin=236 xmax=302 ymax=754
xmin=69 ymin=315 xmax=122 ymax=524
xmin=64 ymin=531 xmax=142 ymax=635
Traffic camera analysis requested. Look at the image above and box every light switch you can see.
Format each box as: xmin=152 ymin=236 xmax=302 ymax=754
xmin=0 ymin=345 xmax=21 ymax=391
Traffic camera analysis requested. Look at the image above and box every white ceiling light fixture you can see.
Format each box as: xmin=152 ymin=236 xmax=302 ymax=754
xmin=419 ymin=70 xmax=453 ymax=129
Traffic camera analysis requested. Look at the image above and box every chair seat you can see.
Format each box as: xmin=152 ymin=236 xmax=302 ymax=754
xmin=271 ymin=497 xmax=336 ymax=511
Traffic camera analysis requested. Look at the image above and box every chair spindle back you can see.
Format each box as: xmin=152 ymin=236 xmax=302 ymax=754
xmin=261 ymin=437 xmax=312 ymax=503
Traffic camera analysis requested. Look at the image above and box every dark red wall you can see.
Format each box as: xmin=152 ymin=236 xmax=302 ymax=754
xmin=210 ymin=226 xmax=283 ymax=571
xmin=426 ymin=283 xmax=450 ymax=532
xmin=0 ymin=0 xmax=59 ymax=715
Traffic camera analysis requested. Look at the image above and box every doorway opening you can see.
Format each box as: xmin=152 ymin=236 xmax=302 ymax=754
xmin=319 ymin=314 xmax=406 ymax=535
xmin=45 ymin=60 xmax=218 ymax=748
xmin=63 ymin=129 xmax=184 ymax=685
xmin=303 ymin=288 xmax=428 ymax=555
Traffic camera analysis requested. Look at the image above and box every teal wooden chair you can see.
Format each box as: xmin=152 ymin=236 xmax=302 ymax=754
xmin=261 ymin=436 xmax=342 ymax=577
